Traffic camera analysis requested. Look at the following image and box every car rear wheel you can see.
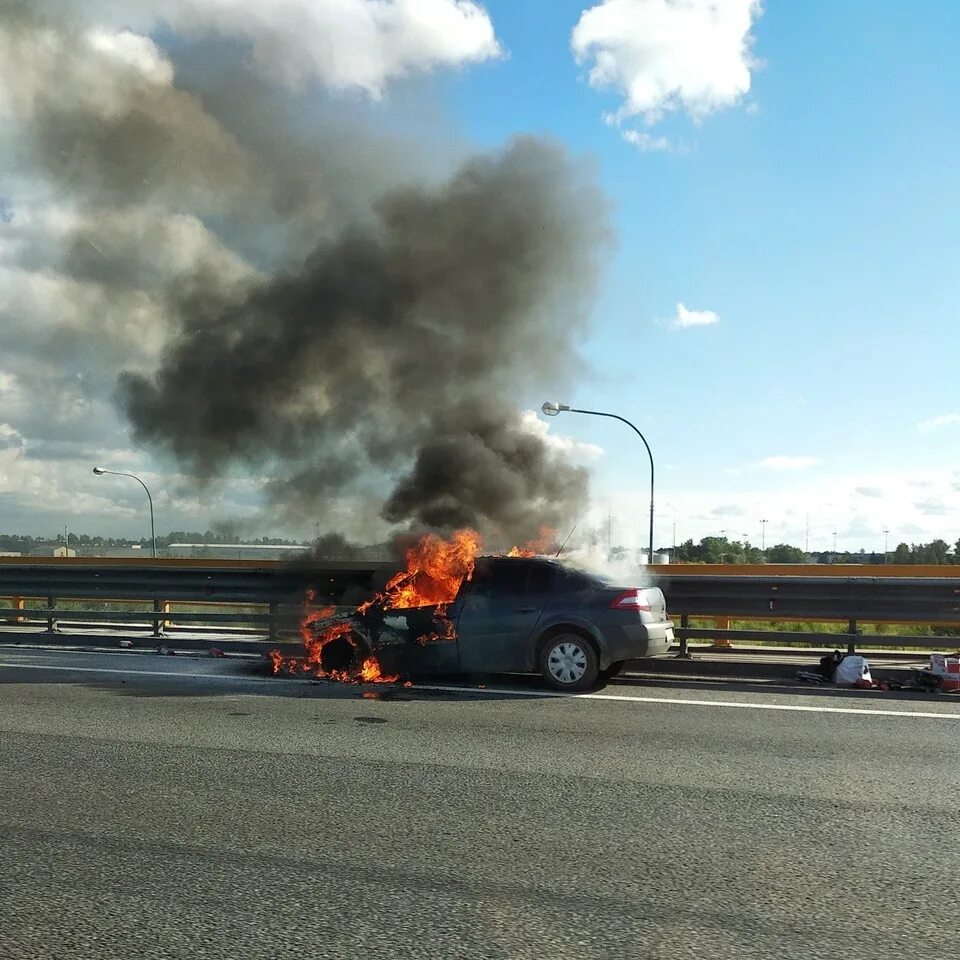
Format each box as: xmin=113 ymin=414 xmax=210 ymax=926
xmin=540 ymin=634 xmax=599 ymax=692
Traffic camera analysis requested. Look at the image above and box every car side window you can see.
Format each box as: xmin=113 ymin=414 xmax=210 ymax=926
xmin=525 ymin=562 xmax=555 ymax=596
xmin=466 ymin=561 xmax=555 ymax=608
xmin=560 ymin=568 xmax=597 ymax=596
xmin=471 ymin=560 xmax=531 ymax=599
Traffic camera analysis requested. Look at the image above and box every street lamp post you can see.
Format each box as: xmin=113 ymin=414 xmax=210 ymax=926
xmin=542 ymin=402 xmax=655 ymax=565
xmin=92 ymin=467 xmax=157 ymax=558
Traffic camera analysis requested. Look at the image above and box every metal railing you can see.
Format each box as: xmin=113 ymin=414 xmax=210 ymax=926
xmin=0 ymin=558 xmax=391 ymax=643
xmin=0 ymin=558 xmax=958 ymax=654
xmin=653 ymin=570 xmax=960 ymax=654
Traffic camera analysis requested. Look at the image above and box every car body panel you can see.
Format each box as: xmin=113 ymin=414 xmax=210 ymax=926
xmin=455 ymin=558 xmax=554 ymax=673
xmin=337 ymin=555 xmax=673 ymax=679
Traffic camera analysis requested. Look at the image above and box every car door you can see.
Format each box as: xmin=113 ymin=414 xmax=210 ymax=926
xmin=456 ymin=559 xmax=556 ymax=674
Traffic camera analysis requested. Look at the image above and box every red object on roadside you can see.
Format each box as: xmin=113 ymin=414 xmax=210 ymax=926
xmin=929 ymin=656 xmax=960 ymax=691
xmin=209 ymin=647 xmax=226 ymax=658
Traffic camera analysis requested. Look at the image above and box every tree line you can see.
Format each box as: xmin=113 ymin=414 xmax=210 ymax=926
xmin=665 ymin=536 xmax=960 ymax=565
xmin=0 ymin=530 xmax=308 ymax=553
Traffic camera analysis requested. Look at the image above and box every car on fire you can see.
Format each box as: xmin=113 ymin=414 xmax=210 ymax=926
xmin=312 ymin=555 xmax=674 ymax=691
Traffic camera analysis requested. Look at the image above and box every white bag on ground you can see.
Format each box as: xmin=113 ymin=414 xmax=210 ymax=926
xmin=834 ymin=655 xmax=872 ymax=686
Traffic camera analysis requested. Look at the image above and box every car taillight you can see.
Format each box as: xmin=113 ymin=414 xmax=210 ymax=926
xmin=609 ymin=589 xmax=651 ymax=612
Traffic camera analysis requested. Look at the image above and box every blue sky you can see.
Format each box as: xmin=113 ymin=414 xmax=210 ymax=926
xmin=1 ymin=0 xmax=958 ymax=551
xmin=441 ymin=0 xmax=960 ymax=551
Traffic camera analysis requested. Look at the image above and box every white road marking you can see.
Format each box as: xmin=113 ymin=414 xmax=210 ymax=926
xmin=0 ymin=661 xmax=291 ymax=682
xmin=413 ymin=683 xmax=960 ymax=719
xmin=1 ymin=657 xmax=958 ymax=720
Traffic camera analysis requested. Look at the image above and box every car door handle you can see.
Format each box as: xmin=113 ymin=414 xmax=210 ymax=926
xmin=517 ymin=606 xmax=537 ymax=613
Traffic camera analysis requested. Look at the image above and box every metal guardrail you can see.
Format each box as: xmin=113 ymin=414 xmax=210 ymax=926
xmin=0 ymin=559 xmax=958 ymax=653
xmin=0 ymin=560 xmax=391 ymax=641
xmin=653 ymin=573 xmax=960 ymax=654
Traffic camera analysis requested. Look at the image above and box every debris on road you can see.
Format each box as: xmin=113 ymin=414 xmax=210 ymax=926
xmin=797 ymin=651 xmax=874 ymax=688
xmin=926 ymin=654 xmax=960 ymax=692
xmin=834 ymin=654 xmax=872 ymax=687
xmin=157 ymin=645 xmax=176 ymax=656
xmin=209 ymin=647 xmax=226 ymax=658
xmin=798 ymin=649 xmax=960 ymax=694
xmin=797 ymin=651 xmax=849 ymax=684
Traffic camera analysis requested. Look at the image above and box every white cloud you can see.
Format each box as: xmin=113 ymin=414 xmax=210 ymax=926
xmin=622 ymin=129 xmax=672 ymax=152
xmin=0 ymin=371 xmax=23 ymax=404
xmin=522 ymin=410 xmax=604 ymax=462
xmin=593 ymin=468 xmax=960 ymax=554
xmin=572 ymin=0 xmax=763 ymax=139
xmin=757 ymin=456 xmax=820 ymax=471
xmin=711 ymin=503 xmax=745 ymax=517
xmin=86 ymin=28 xmax=174 ymax=84
xmin=854 ymin=486 xmax=883 ymax=498
xmin=61 ymin=0 xmax=502 ymax=96
xmin=672 ymin=302 xmax=719 ymax=328
xmin=914 ymin=497 xmax=949 ymax=517
xmin=917 ymin=412 xmax=960 ymax=432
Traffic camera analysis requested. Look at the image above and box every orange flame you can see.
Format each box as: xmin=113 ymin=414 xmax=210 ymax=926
xmin=271 ymin=526 xmax=559 ymax=681
xmin=271 ymin=530 xmax=483 ymax=682
xmin=270 ymin=589 xmax=398 ymax=683
xmin=416 ymin=603 xmax=458 ymax=644
xmin=360 ymin=528 xmax=483 ymax=613
xmin=505 ymin=525 xmax=557 ymax=558
xmin=360 ymin=657 xmax=390 ymax=682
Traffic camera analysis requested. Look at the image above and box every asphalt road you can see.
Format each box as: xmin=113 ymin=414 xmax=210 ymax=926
xmin=1 ymin=647 xmax=959 ymax=959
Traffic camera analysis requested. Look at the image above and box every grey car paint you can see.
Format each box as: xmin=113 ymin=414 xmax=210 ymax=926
xmin=341 ymin=556 xmax=673 ymax=678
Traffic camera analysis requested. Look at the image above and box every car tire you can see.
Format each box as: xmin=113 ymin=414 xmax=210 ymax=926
xmin=540 ymin=633 xmax=599 ymax=692
xmin=318 ymin=628 xmax=370 ymax=679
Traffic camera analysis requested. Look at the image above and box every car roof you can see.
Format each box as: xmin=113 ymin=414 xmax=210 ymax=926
xmin=480 ymin=554 xmax=564 ymax=566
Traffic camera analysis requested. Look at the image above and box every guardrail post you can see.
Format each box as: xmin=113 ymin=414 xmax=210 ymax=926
xmin=676 ymin=614 xmax=690 ymax=658
xmin=710 ymin=616 xmax=732 ymax=649
xmin=46 ymin=596 xmax=57 ymax=634
xmin=152 ymin=600 xmax=164 ymax=638
xmin=4 ymin=596 xmax=26 ymax=625
xmin=268 ymin=601 xmax=279 ymax=642
xmin=847 ymin=619 xmax=858 ymax=655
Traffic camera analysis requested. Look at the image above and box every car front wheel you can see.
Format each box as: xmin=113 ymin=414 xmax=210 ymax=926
xmin=540 ymin=634 xmax=599 ymax=692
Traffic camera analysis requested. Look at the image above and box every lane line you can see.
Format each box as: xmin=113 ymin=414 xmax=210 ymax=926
xmin=412 ymin=683 xmax=960 ymax=719
xmin=0 ymin=661 xmax=291 ymax=683
xmin=1 ymin=659 xmax=958 ymax=720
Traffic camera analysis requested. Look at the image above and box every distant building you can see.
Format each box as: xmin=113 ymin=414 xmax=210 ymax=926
xmin=0 ymin=551 xmax=22 ymax=557
xmin=76 ymin=545 xmax=148 ymax=559
xmin=28 ymin=545 xmax=77 ymax=558
xmin=166 ymin=543 xmax=309 ymax=561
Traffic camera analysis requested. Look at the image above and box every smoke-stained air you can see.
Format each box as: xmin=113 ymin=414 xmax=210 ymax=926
xmin=1 ymin=2 xmax=610 ymax=543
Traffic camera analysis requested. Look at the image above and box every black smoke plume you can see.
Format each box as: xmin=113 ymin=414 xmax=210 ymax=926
xmin=119 ymin=138 xmax=608 ymax=542
xmin=2 ymin=3 xmax=610 ymax=543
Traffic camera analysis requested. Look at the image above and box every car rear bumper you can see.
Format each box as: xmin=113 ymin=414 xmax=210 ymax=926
xmin=602 ymin=621 xmax=673 ymax=663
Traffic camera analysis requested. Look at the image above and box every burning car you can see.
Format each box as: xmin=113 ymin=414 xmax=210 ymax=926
xmin=274 ymin=535 xmax=673 ymax=691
